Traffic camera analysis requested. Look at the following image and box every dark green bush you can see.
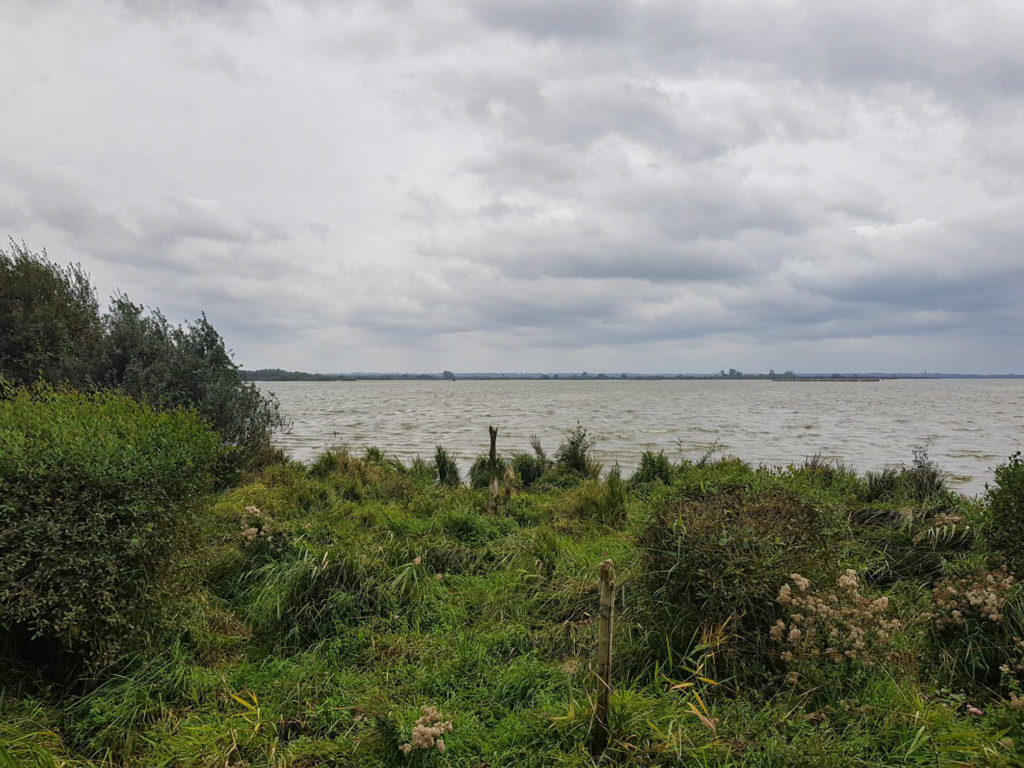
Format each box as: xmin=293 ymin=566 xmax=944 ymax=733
xmin=562 ymin=471 xmax=627 ymax=526
xmin=510 ymin=436 xmax=552 ymax=487
xmin=636 ymin=489 xmax=837 ymax=677
xmin=553 ymin=423 xmax=600 ymax=478
xmin=0 ymin=241 xmax=103 ymax=387
xmin=859 ymin=448 xmax=947 ymax=503
xmin=0 ymin=385 xmax=221 ymax=671
xmin=629 ymin=450 xmax=673 ymax=488
xmin=0 ymin=245 xmax=282 ymax=470
xmin=433 ymin=445 xmax=461 ymax=487
xmin=987 ymin=452 xmax=1024 ymax=576
xmin=95 ymin=296 xmax=282 ymax=469
xmin=468 ymin=453 xmax=509 ymax=489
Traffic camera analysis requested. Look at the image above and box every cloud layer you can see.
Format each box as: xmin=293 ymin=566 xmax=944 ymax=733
xmin=2 ymin=0 xmax=1022 ymax=372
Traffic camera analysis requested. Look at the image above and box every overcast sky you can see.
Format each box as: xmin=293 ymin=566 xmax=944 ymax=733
xmin=2 ymin=0 xmax=1022 ymax=373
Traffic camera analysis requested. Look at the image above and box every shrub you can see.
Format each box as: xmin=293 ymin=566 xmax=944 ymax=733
xmin=0 ymin=244 xmax=282 ymax=469
xmin=553 ymin=423 xmax=600 ymax=478
xmin=987 ymin=452 xmax=1024 ymax=576
xmin=930 ymin=567 xmax=1024 ymax=687
xmin=510 ymin=435 xmax=552 ymax=488
xmin=637 ymin=489 xmax=837 ymax=677
xmin=469 ymin=453 xmax=508 ymax=490
xmin=629 ymin=451 xmax=673 ymax=488
xmin=95 ymin=296 xmax=282 ymax=469
xmin=859 ymin=447 xmax=947 ymax=503
xmin=0 ymin=384 xmax=221 ymax=671
xmin=433 ymin=445 xmax=461 ymax=487
xmin=0 ymin=241 xmax=103 ymax=387
xmin=770 ymin=570 xmax=901 ymax=667
xmin=562 ymin=470 xmax=627 ymax=527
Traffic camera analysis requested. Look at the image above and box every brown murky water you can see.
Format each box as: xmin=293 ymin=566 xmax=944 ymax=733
xmin=259 ymin=378 xmax=1024 ymax=496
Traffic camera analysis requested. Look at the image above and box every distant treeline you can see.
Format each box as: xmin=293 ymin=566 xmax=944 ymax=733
xmin=241 ymin=369 xmax=1024 ymax=381
xmin=239 ymin=368 xmax=356 ymax=382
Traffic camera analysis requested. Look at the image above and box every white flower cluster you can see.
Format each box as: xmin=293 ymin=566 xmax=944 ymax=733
xmin=933 ymin=569 xmax=1014 ymax=627
xmin=399 ymin=706 xmax=452 ymax=755
xmin=239 ymin=505 xmax=280 ymax=548
xmin=772 ymin=570 xmax=901 ymax=664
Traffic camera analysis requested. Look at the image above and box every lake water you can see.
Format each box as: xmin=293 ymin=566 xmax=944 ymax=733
xmin=258 ymin=379 xmax=1024 ymax=496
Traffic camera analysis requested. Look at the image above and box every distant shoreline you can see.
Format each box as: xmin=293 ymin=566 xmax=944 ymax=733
xmin=242 ymin=370 xmax=1023 ymax=382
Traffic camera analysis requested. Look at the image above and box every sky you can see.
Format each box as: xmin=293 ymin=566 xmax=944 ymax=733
xmin=2 ymin=0 xmax=1023 ymax=374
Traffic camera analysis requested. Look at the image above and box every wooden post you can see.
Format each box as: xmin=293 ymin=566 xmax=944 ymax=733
xmin=488 ymin=425 xmax=499 ymax=503
xmin=591 ymin=558 xmax=615 ymax=756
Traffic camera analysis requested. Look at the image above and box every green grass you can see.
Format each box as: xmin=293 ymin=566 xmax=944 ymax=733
xmin=2 ymin=448 xmax=1023 ymax=767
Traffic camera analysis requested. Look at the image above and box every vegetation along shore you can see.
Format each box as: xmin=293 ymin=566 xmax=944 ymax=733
xmin=3 ymin=244 xmax=1024 ymax=766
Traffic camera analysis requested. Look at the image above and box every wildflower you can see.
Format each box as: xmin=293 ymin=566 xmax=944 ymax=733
xmin=790 ymin=573 xmax=810 ymax=591
xmin=413 ymin=556 xmax=422 ymax=566
xmin=837 ymin=569 xmax=859 ymax=590
xmin=403 ymin=705 xmax=453 ymax=753
xmin=770 ymin=570 xmax=900 ymax=666
xmin=966 ymin=705 xmax=984 ymax=716
xmin=435 ymin=573 xmax=443 ymax=581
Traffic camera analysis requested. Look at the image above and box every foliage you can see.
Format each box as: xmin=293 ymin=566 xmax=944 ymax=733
xmin=0 ymin=245 xmax=282 ymax=469
xmin=510 ymin=435 xmax=551 ymax=487
xmin=637 ymin=487 xmax=837 ymax=677
xmin=0 ymin=241 xmax=102 ymax=386
xmin=4 ymin=445 xmax=1024 ymax=766
xmin=95 ymin=295 xmax=282 ymax=468
xmin=433 ymin=445 xmax=461 ymax=487
xmin=629 ymin=450 xmax=673 ymax=488
xmin=468 ymin=453 xmax=508 ymax=490
xmin=859 ymin=446 xmax=948 ymax=503
xmin=553 ymin=423 xmax=601 ymax=479
xmin=986 ymin=451 xmax=1024 ymax=576
xmin=0 ymin=384 xmax=220 ymax=672
xmin=930 ymin=566 xmax=1024 ymax=687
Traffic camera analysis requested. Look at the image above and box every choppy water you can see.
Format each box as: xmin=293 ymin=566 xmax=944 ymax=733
xmin=258 ymin=379 xmax=1024 ymax=496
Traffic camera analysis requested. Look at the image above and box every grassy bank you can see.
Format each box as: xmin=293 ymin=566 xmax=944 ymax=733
xmin=2 ymin=437 xmax=1023 ymax=767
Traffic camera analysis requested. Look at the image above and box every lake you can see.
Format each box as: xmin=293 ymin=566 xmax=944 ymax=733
xmin=258 ymin=378 xmax=1024 ymax=496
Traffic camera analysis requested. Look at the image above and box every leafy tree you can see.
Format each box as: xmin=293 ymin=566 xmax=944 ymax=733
xmin=1 ymin=244 xmax=281 ymax=467
xmin=0 ymin=240 xmax=102 ymax=385
xmin=95 ymin=295 xmax=282 ymax=466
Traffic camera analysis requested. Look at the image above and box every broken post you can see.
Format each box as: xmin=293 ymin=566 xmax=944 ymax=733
xmin=591 ymin=558 xmax=615 ymax=756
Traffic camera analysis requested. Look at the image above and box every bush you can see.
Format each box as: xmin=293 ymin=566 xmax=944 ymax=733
xmin=0 ymin=385 xmax=221 ymax=672
xmin=859 ymin=447 xmax=947 ymax=503
xmin=95 ymin=296 xmax=282 ymax=469
xmin=562 ymin=471 xmax=627 ymax=527
xmin=0 ymin=244 xmax=282 ymax=470
xmin=553 ymin=423 xmax=601 ymax=479
xmin=469 ymin=453 xmax=508 ymax=490
xmin=629 ymin=451 xmax=673 ymax=489
xmin=637 ymin=489 xmax=837 ymax=678
xmin=987 ymin=452 xmax=1024 ymax=576
xmin=0 ymin=241 xmax=103 ymax=387
xmin=930 ymin=567 xmax=1024 ymax=687
xmin=433 ymin=445 xmax=461 ymax=487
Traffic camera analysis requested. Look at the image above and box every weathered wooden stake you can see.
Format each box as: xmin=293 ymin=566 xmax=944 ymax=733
xmin=488 ymin=425 xmax=499 ymax=506
xmin=591 ymin=558 xmax=615 ymax=756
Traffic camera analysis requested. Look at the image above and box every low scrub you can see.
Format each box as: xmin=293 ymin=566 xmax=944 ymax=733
xmin=0 ymin=384 xmax=221 ymax=672
xmin=637 ymin=488 xmax=838 ymax=677
xmin=986 ymin=451 xmax=1024 ymax=577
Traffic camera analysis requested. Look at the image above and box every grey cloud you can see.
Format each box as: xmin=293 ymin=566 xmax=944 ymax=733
xmin=2 ymin=0 xmax=1022 ymax=372
xmin=469 ymin=0 xmax=632 ymax=41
